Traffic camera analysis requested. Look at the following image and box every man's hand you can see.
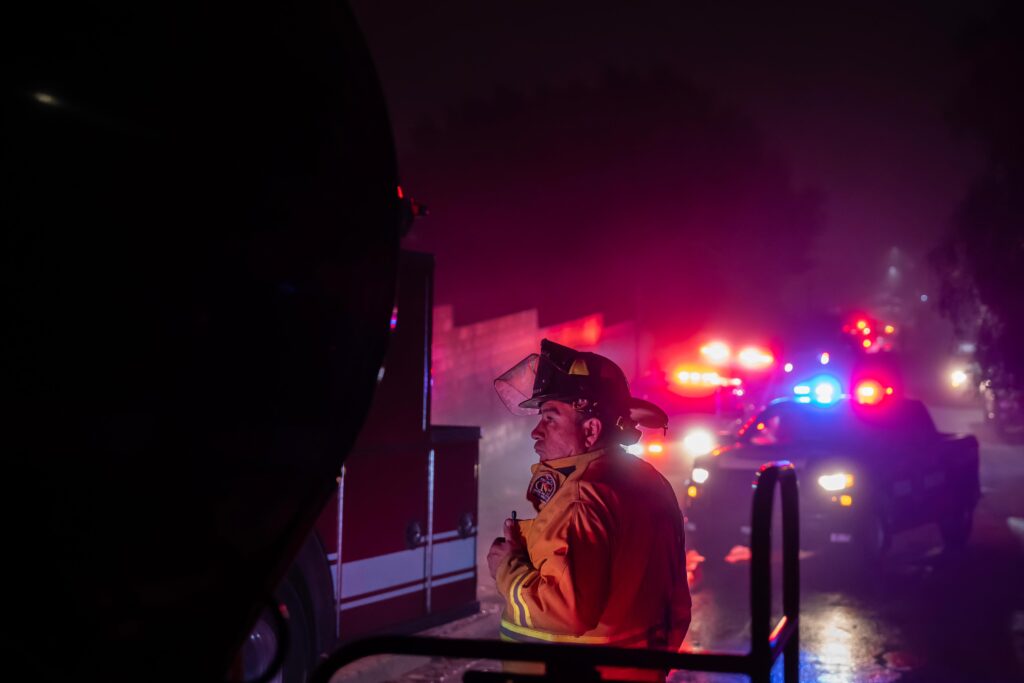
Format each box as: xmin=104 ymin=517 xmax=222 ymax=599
xmin=487 ymin=518 xmax=525 ymax=579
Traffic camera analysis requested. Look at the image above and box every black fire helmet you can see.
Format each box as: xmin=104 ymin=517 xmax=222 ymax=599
xmin=494 ymin=339 xmax=668 ymax=445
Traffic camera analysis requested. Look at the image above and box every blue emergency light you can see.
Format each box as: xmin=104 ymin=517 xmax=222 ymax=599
xmin=793 ymin=374 xmax=842 ymax=405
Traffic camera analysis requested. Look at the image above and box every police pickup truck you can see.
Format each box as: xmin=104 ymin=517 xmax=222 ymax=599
xmin=685 ymin=396 xmax=980 ymax=566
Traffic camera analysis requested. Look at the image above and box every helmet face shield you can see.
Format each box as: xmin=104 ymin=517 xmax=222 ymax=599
xmin=494 ymin=347 xmax=593 ymax=415
xmin=493 ymin=339 xmax=670 ymax=444
xmin=494 ymin=353 xmax=541 ymax=416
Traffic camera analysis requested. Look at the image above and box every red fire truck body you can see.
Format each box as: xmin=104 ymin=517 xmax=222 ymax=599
xmin=315 ymin=427 xmax=480 ymax=641
xmin=249 ymin=251 xmax=480 ymax=681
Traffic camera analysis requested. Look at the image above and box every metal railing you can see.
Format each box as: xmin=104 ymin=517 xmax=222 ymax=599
xmin=310 ymin=461 xmax=799 ymax=683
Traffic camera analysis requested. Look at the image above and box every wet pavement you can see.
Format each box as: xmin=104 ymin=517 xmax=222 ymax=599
xmin=353 ymin=404 xmax=1024 ymax=682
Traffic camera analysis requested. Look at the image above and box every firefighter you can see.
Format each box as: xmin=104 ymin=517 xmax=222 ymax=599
xmin=488 ymin=339 xmax=691 ymax=680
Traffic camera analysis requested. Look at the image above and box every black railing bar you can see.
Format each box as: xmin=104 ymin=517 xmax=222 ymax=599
xmin=779 ymin=463 xmax=801 ymax=683
xmin=462 ymin=672 xmax=657 ymax=683
xmin=462 ymin=673 xmax=554 ymax=683
xmin=749 ymin=463 xmax=794 ymax=648
xmin=308 ymin=635 xmax=762 ymax=683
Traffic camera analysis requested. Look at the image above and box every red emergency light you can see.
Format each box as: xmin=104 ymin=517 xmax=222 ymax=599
xmin=854 ymin=379 xmax=892 ymax=405
xmin=699 ymin=341 xmax=731 ymax=366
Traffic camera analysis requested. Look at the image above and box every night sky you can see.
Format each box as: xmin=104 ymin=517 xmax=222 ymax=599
xmin=350 ymin=1 xmax=995 ymax=336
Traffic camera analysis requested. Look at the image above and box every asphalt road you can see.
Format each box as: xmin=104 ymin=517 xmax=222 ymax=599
xmin=379 ymin=403 xmax=1023 ymax=682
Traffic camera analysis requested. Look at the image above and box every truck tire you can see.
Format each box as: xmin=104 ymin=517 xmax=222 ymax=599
xmin=239 ymin=573 xmax=315 ymax=683
xmin=860 ymin=510 xmax=891 ymax=564
xmin=823 ymin=511 xmax=889 ymax=586
xmin=940 ymin=503 xmax=974 ymax=552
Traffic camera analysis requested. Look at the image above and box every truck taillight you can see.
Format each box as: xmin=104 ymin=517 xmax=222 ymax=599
xmin=855 ymin=379 xmax=887 ymax=405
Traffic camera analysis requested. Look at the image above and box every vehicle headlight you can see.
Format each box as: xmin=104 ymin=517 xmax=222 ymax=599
xmin=817 ymin=472 xmax=855 ymax=492
xmin=682 ymin=429 xmax=716 ymax=457
xmin=691 ymin=467 xmax=710 ymax=484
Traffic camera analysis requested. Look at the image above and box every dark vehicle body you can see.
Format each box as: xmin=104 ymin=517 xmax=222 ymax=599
xmin=686 ymin=397 xmax=980 ymax=564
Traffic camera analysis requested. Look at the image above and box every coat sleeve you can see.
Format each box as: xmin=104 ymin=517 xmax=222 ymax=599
xmin=496 ymin=500 xmax=612 ymax=635
xmin=667 ymin=525 xmax=692 ymax=651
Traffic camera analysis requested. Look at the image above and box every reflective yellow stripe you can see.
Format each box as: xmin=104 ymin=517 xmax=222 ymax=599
xmin=507 ymin=572 xmax=527 ymax=626
xmin=516 ymin=574 xmax=534 ymax=627
xmin=499 ymin=619 xmax=652 ymax=646
xmin=507 ymin=574 xmax=520 ymax=625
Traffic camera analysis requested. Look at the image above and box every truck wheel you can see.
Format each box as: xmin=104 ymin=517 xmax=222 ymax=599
xmin=826 ymin=512 xmax=889 ymax=586
xmin=239 ymin=575 xmax=315 ymax=683
xmin=843 ymin=511 xmax=889 ymax=572
xmin=940 ymin=504 xmax=974 ymax=552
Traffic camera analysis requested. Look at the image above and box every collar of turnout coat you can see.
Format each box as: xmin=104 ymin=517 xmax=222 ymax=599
xmin=527 ymin=448 xmax=609 ymax=510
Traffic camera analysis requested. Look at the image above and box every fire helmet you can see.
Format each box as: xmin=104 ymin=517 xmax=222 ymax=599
xmin=494 ymin=339 xmax=668 ymax=445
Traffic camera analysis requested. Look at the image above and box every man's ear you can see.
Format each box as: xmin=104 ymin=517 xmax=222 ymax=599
xmin=582 ymin=417 xmax=603 ymax=449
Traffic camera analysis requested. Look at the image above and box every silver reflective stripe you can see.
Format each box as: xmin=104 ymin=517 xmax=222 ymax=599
xmin=426 ymin=448 xmax=435 ymax=613
xmin=325 ymin=538 xmax=474 ymax=602
xmin=432 ymin=537 xmax=476 ymax=576
xmin=340 ymin=547 xmax=426 ymax=598
xmin=340 ymin=581 xmax=426 ymax=611
xmin=432 ymin=529 xmax=461 ymax=541
xmin=433 ymin=570 xmax=475 ymax=588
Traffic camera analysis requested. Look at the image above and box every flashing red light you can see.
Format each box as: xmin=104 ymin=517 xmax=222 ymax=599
xmin=855 ymin=379 xmax=885 ymax=405
xmin=737 ymin=346 xmax=774 ymax=370
xmin=675 ymin=370 xmax=725 ymax=386
xmin=397 ymin=185 xmax=404 ymax=199
xmin=856 ymin=319 xmax=868 ymax=330
xmin=862 ymin=339 xmax=872 ymax=349
xmin=700 ymin=341 xmax=731 ymax=366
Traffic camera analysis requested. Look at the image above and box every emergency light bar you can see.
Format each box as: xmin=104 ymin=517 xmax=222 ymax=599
xmin=793 ymin=375 xmax=842 ymax=405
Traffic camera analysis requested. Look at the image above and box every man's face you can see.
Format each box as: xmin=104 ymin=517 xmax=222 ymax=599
xmin=531 ymin=400 xmax=587 ymax=461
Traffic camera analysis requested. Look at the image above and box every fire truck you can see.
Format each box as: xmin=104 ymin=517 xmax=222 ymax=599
xmin=241 ymin=251 xmax=481 ymax=682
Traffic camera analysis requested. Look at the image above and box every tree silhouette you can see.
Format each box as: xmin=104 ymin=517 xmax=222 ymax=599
xmin=933 ymin=2 xmax=1024 ymax=389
